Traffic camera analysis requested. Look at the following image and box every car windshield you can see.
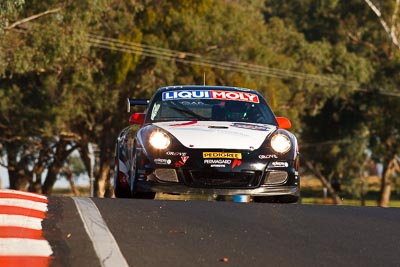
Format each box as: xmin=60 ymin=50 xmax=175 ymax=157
xmin=147 ymin=89 xmax=276 ymax=124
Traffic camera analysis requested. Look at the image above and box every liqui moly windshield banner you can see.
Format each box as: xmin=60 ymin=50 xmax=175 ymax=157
xmin=162 ymin=90 xmax=259 ymax=103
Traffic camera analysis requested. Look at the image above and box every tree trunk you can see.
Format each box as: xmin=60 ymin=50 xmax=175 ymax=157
xmin=28 ymin=179 xmax=42 ymax=194
xmin=104 ymin=165 xmax=114 ymax=198
xmin=28 ymin=146 xmax=48 ymax=193
xmin=95 ymin=164 xmax=111 ymax=197
xmin=78 ymin=140 xmax=93 ymax=196
xmin=42 ymin=166 xmax=60 ymax=195
xmin=66 ymin=168 xmax=80 ymax=197
xmin=42 ymin=140 xmax=73 ymax=195
xmin=9 ymin=170 xmax=29 ymax=191
xmin=378 ymin=155 xmax=400 ymax=207
xmin=360 ymin=179 xmax=367 ymax=206
xmin=305 ymin=161 xmax=343 ymax=205
xmin=94 ymin=148 xmax=113 ymax=198
xmin=6 ymin=144 xmax=30 ymax=191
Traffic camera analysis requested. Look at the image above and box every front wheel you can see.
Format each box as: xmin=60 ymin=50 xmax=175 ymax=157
xmin=113 ymin=142 xmax=132 ymax=198
xmin=130 ymin=151 xmax=156 ymax=200
xmin=113 ymin=164 xmax=131 ymax=198
xmin=132 ymin=192 xmax=156 ymax=199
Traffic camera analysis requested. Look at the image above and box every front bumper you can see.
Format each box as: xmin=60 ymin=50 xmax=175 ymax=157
xmin=134 ymin=150 xmax=300 ymax=198
xmin=135 ymin=181 xmax=299 ymax=197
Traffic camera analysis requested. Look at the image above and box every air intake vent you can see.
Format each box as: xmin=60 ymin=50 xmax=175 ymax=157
xmin=154 ymin=169 xmax=179 ymax=182
xmin=264 ymin=171 xmax=288 ymax=185
xmin=184 ymin=170 xmax=261 ymax=188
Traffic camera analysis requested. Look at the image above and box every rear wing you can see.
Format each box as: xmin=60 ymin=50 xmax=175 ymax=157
xmin=127 ymin=98 xmax=149 ymax=112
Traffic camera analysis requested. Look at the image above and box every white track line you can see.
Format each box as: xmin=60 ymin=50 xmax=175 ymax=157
xmin=0 ymin=238 xmax=53 ymax=256
xmin=73 ymin=197 xmax=129 ymax=267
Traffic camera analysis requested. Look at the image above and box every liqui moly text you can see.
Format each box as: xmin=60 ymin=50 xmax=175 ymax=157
xmin=162 ymin=90 xmax=259 ymax=103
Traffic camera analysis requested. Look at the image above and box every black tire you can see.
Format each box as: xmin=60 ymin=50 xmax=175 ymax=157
xmin=130 ymin=151 xmax=156 ymax=200
xmin=113 ymin=145 xmax=131 ymax=198
xmin=113 ymin=170 xmax=131 ymax=198
xmin=132 ymin=192 xmax=156 ymax=199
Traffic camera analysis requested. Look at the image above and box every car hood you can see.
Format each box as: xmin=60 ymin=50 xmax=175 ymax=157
xmin=153 ymin=121 xmax=276 ymax=150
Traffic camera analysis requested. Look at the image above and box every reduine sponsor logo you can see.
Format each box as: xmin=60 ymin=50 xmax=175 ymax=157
xmin=203 ymin=152 xmax=242 ymax=159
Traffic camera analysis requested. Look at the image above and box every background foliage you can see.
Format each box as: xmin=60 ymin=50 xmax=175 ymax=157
xmin=1 ymin=0 xmax=399 ymax=206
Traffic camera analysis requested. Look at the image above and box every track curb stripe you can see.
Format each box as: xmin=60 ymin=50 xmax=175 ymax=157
xmin=73 ymin=197 xmax=129 ymax=267
xmin=0 ymin=214 xmax=43 ymax=230
xmin=0 ymin=189 xmax=52 ymax=267
xmin=0 ymin=226 xmax=43 ymax=239
xmin=0 ymin=256 xmax=51 ymax=266
xmin=0 ymin=198 xmax=48 ymax=212
xmin=0 ymin=238 xmax=53 ymax=256
xmin=0 ymin=191 xmax=48 ymax=203
xmin=0 ymin=205 xmax=47 ymax=218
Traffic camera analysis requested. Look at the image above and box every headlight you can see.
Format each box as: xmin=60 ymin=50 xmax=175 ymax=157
xmin=270 ymin=133 xmax=291 ymax=154
xmin=149 ymin=131 xmax=171 ymax=149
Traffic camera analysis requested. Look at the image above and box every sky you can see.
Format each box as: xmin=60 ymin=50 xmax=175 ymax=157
xmin=0 ymin=166 xmax=9 ymax=188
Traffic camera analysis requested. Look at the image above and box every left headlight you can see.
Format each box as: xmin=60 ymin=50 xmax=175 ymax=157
xmin=270 ymin=133 xmax=291 ymax=154
xmin=149 ymin=131 xmax=171 ymax=150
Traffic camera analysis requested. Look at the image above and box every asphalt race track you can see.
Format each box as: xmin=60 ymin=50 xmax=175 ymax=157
xmin=1 ymin=189 xmax=400 ymax=267
xmin=35 ymin=196 xmax=400 ymax=267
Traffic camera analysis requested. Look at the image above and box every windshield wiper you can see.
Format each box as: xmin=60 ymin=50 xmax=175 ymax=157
xmin=166 ymin=101 xmax=209 ymax=120
xmin=169 ymin=106 xmax=208 ymax=120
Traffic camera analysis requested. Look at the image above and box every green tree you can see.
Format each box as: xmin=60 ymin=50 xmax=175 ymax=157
xmin=2 ymin=0 xmax=399 ymax=203
xmin=0 ymin=0 xmax=108 ymax=193
xmin=265 ymin=0 xmax=400 ymax=206
xmin=0 ymin=0 xmax=25 ymax=31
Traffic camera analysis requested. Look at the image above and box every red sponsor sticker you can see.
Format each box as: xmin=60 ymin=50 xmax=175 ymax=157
xmin=211 ymin=91 xmax=259 ymax=103
xmin=232 ymin=159 xmax=242 ymax=169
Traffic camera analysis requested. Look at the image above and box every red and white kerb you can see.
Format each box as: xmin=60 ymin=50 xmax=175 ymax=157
xmin=0 ymin=189 xmax=53 ymax=267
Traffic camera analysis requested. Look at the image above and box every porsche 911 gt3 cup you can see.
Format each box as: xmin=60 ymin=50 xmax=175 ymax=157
xmin=113 ymin=85 xmax=300 ymax=203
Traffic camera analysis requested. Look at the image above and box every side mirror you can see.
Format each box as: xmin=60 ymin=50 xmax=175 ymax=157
xmin=129 ymin=113 xmax=145 ymax=125
xmin=276 ymin=117 xmax=291 ymax=129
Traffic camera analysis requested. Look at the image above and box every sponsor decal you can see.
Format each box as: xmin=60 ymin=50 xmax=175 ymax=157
xmin=181 ymin=156 xmax=189 ymax=163
xmin=162 ymin=90 xmax=259 ymax=103
xmin=154 ymin=158 xmax=172 ymax=165
xmin=203 ymin=152 xmax=242 ymax=159
xmin=174 ymin=161 xmax=184 ymax=168
xmin=203 ymin=158 xmax=242 ymax=168
xmin=174 ymin=156 xmax=189 ymax=168
xmin=231 ymin=123 xmax=270 ymax=131
xmin=232 ymin=159 xmax=242 ymax=169
xmin=270 ymin=161 xmax=289 ymax=168
xmin=204 ymin=159 xmax=231 ymax=168
xmin=259 ymin=154 xmax=278 ymax=159
xmin=166 ymin=151 xmax=187 ymax=156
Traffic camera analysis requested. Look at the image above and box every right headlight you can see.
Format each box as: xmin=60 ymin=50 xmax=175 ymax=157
xmin=270 ymin=133 xmax=291 ymax=154
xmin=149 ymin=131 xmax=171 ymax=150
